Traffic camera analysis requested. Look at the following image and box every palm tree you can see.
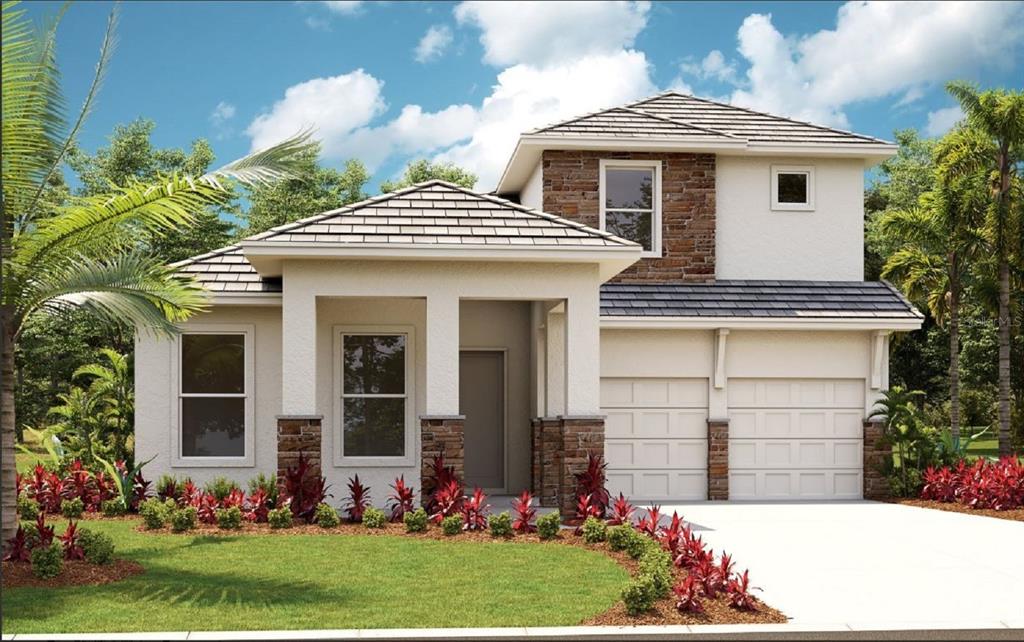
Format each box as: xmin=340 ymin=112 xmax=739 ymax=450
xmin=1 ymin=2 xmax=316 ymax=541
xmin=74 ymin=348 xmax=133 ymax=463
xmin=944 ymin=81 xmax=1024 ymax=456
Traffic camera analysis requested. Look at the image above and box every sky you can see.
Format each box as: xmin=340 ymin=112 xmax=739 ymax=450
xmin=25 ymin=0 xmax=1024 ymax=192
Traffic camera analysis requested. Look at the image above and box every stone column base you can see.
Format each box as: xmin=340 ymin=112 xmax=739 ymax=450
xmin=277 ymin=415 xmax=322 ymax=478
xmin=420 ymin=415 xmax=465 ymax=502
xmin=863 ymin=419 xmax=891 ymax=500
xmin=707 ymin=418 xmax=729 ymax=501
xmin=532 ymin=415 xmax=606 ymax=516
xmin=537 ymin=417 xmax=562 ymax=507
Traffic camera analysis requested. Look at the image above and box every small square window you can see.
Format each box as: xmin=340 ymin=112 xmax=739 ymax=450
xmin=771 ymin=166 xmax=815 ymax=211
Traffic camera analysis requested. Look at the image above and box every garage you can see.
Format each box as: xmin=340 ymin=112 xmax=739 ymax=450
xmin=601 ymin=377 xmax=708 ymax=501
xmin=728 ymin=378 xmax=865 ymax=499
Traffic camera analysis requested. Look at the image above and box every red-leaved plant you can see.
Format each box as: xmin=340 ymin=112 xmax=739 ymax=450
xmin=573 ymin=493 xmax=602 ymax=534
xmin=63 ymin=460 xmax=96 ymax=508
xmin=511 ymin=490 xmax=537 ymax=533
xmin=387 ymin=476 xmax=416 ymax=522
xmin=344 ymin=475 xmax=371 ymax=522
xmin=35 ymin=513 xmax=55 ymax=548
xmin=673 ymin=575 xmax=705 ymax=614
xmin=222 ymin=488 xmax=246 ymax=509
xmin=461 ymin=487 xmax=491 ymax=531
xmin=181 ymin=480 xmax=201 ymax=506
xmin=61 ymin=521 xmax=85 ymax=560
xmin=727 ymin=570 xmax=759 ymax=611
xmin=660 ymin=512 xmax=685 ymax=559
xmin=244 ymin=489 xmax=270 ymax=523
xmin=282 ymin=453 xmax=331 ymax=522
xmin=691 ymin=552 xmax=726 ymax=598
xmin=574 ymin=453 xmax=609 ymax=517
xmin=606 ymin=493 xmax=635 ymax=526
xmin=424 ymin=452 xmax=460 ymax=513
xmin=3 ymin=527 xmax=31 ymax=563
xmin=430 ymin=479 xmax=464 ymax=524
xmin=636 ymin=505 xmax=662 ymax=537
xmin=194 ymin=493 xmax=219 ymax=524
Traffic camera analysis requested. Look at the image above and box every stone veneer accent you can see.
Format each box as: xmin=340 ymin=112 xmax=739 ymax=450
xmin=541 ymin=150 xmax=716 ymax=283
xmin=532 ymin=416 xmax=606 ymax=515
xmin=420 ymin=415 xmax=465 ymax=502
xmin=276 ymin=416 xmax=322 ymax=478
xmin=863 ymin=419 xmax=891 ymax=500
xmin=707 ymin=419 xmax=729 ymax=501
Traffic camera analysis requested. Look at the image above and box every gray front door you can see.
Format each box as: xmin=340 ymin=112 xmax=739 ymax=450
xmin=460 ymin=350 xmax=505 ymax=491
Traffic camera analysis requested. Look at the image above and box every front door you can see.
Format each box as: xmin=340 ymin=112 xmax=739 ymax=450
xmin=460 ymin=350 xmax=505 ymax=491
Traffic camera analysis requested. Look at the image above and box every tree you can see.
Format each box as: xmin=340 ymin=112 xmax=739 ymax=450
xmin=943 ymin=81 xmax=1024 ymax=456
xmin=73 ymin=348 xmax=133 ymax=464
xmin=380 ymin=159 xmax=477 ymax=193
xmin=1 ymin=2 xmax=315 ymax=541
xmin=240 ymin=148 xmax=370 ymax=236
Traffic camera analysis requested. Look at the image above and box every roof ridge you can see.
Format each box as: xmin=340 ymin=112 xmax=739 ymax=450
xmin=525 ymin=104 xmax=631 ymax=135
xmin=618 ymin=105 xmax=741 ymax=140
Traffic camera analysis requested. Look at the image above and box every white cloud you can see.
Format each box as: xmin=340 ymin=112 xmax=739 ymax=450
xmin=209 ymin=101 xmax=236 ymax=125
xmin=415 ymin=25 xmax=453 ymax=63
xmin=719 ymin=2 xmax=1024 ymax=128
xmin=680 ymin=50 xmax=737 ymax=83
xmin=321 ymin=1 xmax=363 ymax=15
xmin=924 ymin=105 xmax=964 ymax=136
xmin=454 ymin=0 xmax=650 ymax=67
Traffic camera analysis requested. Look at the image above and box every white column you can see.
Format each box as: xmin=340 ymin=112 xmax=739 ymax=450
xmin=564 ymin=290 xmax=601 ymax=415
xmin=281 ymin=289 xmax=317 ymax=415
xmin=425 ymin=292 xmax=460 ymax=416
xmin=545 ymin=305 xmax=565 ymax=416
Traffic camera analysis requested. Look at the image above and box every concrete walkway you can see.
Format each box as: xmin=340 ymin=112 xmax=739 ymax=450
xmin=655 ymin=500 xmax=1024 ymax=628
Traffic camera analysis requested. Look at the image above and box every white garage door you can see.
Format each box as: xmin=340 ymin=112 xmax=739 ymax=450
xmin=729 ymin=379 xmax=864 ymax=500
xmin=601 ymin=378 xmax=708 ymax=501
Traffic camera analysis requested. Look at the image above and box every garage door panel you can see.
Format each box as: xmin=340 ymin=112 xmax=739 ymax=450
xmin=607 ymin=470 xmax=707 ymax=501
xmin=729 ymin=379 xmax=864 ymax=409
xmin=607 ymin=438 xmax=707 ymax=468
xmin=601 ymin=378 xmax=707 ymax=408
xmin=605 ymin=409 xmax=706 ymax=439
xmin=728 ymin=410 xmax=865 ymax=439
xmin=729 ymin=439 xmax=863 ymax=469
xmin=729 ymin=470 xmax=863 ymax=499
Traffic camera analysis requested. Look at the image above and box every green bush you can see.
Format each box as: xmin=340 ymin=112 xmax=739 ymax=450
xmin=607 ymin=525 xmax=635 ymax=551
xmin=362 ymin=507 xmax=387 ymax=529
xmin=537 ymin=511 xmax=561 ymax=540
xmin=626 ymin=531 xmax=655 ymax=560
xmin=21 ymin=521 xmax=40 ymax=548
xmin=887 ymin=467 xmax=924 ymax=498
xmin=314 ymin=503 xmax=340 ymax=528
xmin=580 ymin=516 xmax=607 ymax=543
xmin=441 ymin=514 xmax=463 ymax=536
xmin=79 ymin=529 xmax=115 ymax=565
xmin=403 ymin=507 xmax=429 ymax=533
xmin=638 ymin=548 xmax=673 ymax=598
xmin=248 ymin=473 xmax=279 ymax=507
xmin=621 ymin=576 xmax=657 ymax=615
xmin=140 ymin=498 xmax=170 ymax=529
xmin=17 ymin=496 xmax=39 ymax=521
xmin=489 ymin=511 xmax=513 ymax=538
xmin=60 ymin=497 xmax=85 ymax=519
xmin=101 ymin=498 xmax=126 ymax=517
xmin=155 ymin=474 xmax=180 ymax=500
xmin=204 ymin=476 xmax=241 ymax=502
xmin=170 ymin=507 xmax=198 ymax=533
xmin=31 ymin=542 xmax=63 ymax=579
xmin=268 ymin=507 xmax=293 ymax=529
xmin=216 ymin=506 xmax=243 ymax=530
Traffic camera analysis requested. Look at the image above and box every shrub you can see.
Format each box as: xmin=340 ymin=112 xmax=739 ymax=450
xmin=638 ymin=547 xmax=673 ymax=598
xmin=268 ymin=507 xmax=293 ymax=529
xmin=727 ymin=570 xmax=759 ymax=611
xmin=344 ymin=475 xmax=371 ymax=523
xmin=140 ymin=498 xmax=170 ymax=530
xmin=424 ymin=452 xmax=461 ymax=513
xmin=17 ymin=496 xmax=39 ymax=521
xmin=923 ymin=457 xmax=1024 ymax=510
xmin=574 ymin=453 xmax=609 ymax=517
xmin=203 ymin=476 xmax=241 ymax=502
xmin=607 ymin=524 xmax=633 ymax=551
xmin=33 ymin=513 xmax=54 ymax=548
xmin=170 ymin=507 xmax=198 ymax=533
xmin=3 ymin=526 xmax=31 ymax=563
xmin=489 ymin=511 xmax=513 ymax=538
xmin=79 ymin=529 xmax=115 ymax=565
xmin=580 ymin=516 xmax=607 ymax=544
xmin=511 ymin=490 xmax=537 ymax=533
xmin=441 ymin=513 xmax=463 ymax=536
xmin=101 ymin=498 xmax=126 ymax=517
xmin=536 ymin=511 xmax=560 ymax=540
xmin=387 ymin=476 xmax=416 ymax=522
xmin=156 ymin=474 xmax=183 ymax=503
xmin=608 ymin=525 xmax=649 ymax=559
xmin=573 ymin=494 xmax=602 ymax=532
xmin=636 ymin=505 xmax=662 ymax=537
xmin=461 ymin=487 xmax=490 ymax=531
xmin=429 ymin=479 xmax=464 ymax=524
xmin=362 ymin=507 xmax=387 ymax=529
xmin=21 ymin=521 xmax=40 ymax=549
xmin=621 ymin=576 xmax=657 ymax=615
xmin=216 ymin=506 xmax=243 ymax=530
xmin=674 ymin=576 xmax=705 ymax=614
xmin=283 ymin=454 xmax=330 ymax=522
xmin=243 ymin=489 xmax=271 ymax=523
xmin=606 ymin=493 xmax=635 ymax=526
xmin=60 ymin=521 xmax=85 ymax=560
xmin=403 ymin=507 xmax=429 ymax=533
xmin=314 ymin=503 xmax=340 ymax=528
xmin=31 ymin=542 xmax=63 ymax=579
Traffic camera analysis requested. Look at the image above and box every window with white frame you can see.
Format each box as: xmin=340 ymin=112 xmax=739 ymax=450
xmin=771 ymin=165 xmax=815 ymax=211
xmin=600 ymin=160 xmax=661 ymax=256
xmin=179 ymin=332 xmax=247 ymax=458
xmin=340 ymin=333 xmax=409 ymax=458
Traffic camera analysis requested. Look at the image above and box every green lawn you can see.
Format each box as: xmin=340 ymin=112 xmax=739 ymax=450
xmin=2 ymin=519 xmax=628 ymax=634
xmin=966 ymin=436 xmax=999 ymax=459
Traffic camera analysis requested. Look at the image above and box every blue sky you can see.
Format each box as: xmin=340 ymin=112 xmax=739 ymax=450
xmin=26 ymin=1 xmax=1024 ymax=191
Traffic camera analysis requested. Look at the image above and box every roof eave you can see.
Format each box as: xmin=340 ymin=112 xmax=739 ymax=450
xmin=600 ymin=315 xmax=923 ymax=331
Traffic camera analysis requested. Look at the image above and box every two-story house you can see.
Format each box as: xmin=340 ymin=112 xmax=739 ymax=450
xmin=136 ymin=92 xmax=922 ymax=512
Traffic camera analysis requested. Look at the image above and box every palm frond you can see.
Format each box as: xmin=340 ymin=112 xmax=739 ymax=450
xmin=881 ymin=246 xmax=948 ymax=321
xmin=200 ymin=129 xmax=317 ymax=188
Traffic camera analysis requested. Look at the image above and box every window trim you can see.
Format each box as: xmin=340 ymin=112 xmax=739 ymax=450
xmin=170 ymin=324 xmax=255 ymax=468
xmin=332 ymin=325 xmax=416 ymax=468
xmin=771 ymin=164 xmax=815 ymax=211
xmin=599 ymin=158 xmax=662 ymax=258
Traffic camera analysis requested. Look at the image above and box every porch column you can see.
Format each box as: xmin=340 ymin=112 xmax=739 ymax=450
xmin=563 ymin=291 xmax=600 ymax=415
xmin=279 ymin=288 xmax=321 ymax=477
xmin=544 ymin=304 xmax=565 ymax=416
xmin=421 ymin=293 xmax=463 ymax=494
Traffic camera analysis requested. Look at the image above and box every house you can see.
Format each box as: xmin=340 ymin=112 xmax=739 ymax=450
xmin=135 ymin=91 xmax=922 ymax=513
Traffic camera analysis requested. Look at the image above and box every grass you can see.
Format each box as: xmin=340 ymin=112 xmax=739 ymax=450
xmin=1 ymin=519 xmax=628 ymax=634
xmin=966 ymin=436 xmax=999 ymax=459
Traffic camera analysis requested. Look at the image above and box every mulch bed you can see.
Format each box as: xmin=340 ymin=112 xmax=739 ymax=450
xmin=136 ymin=519 xmax=788 ymax=626
xmin=891 ymin=498 xmax=1024 ymax=522
xmin=2 ymin=559 xmax=143 ymax=589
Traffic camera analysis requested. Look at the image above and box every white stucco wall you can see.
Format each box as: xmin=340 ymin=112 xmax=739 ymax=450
xmin=135 ymin=306 xmax=282 ymax=486
xmin=716 ymin=156 xmax=865 ymax=281
xmin=520 ymin=161 xmax=543 ymax=211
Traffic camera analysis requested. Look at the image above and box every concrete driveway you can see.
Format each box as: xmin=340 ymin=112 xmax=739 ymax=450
xmin=656 ymin=501 xmax=1024 ymax=629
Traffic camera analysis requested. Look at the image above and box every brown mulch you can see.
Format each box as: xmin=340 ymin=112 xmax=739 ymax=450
xmin=890 ymin=498 xmax=1024 ymax=522
xmin=137 ymin=518 xmax=787 ymax=626
xmin=1 ymin=559 xmax=143 ymax=589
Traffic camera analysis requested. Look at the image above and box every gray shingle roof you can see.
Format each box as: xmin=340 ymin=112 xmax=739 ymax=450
xmin=246 ymin=180 xmax=636 ymax=248
xmin=174 ymin=245 xmax=281 ymax=294
xmin=600 ymin=281 xmax=922 ymax=319
xmin=529 ymin=91 xmax=891 ymax=147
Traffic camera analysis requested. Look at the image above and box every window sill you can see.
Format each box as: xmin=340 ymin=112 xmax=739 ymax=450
xmin=770 ymin=203 xmax=815 ymax=212
xmin=334 ymin=455 xmax=416 ymax=468
xmin=172 ymin=455 xmax=254 ymax=468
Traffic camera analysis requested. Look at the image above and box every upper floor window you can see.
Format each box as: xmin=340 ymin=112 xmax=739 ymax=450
xmin=600 ymin=159 xmax=662 ymax=256
xmin=771 ymin=165 xmax=815 ymax=211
